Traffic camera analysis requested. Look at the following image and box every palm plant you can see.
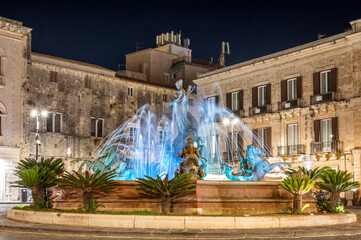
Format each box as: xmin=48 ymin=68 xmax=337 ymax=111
xmin=57 ymin=170 xmax=117 ymax=212
xmin=280 ymin=172 xmax=314 ymax=214
xmin=316 ymin=170 xmax=360 ymax=208
xmin=285 ymin=166 xmax=330 ymax=181
xmin=17 ymin=157 xmax=64 ymax=175
xmin=136 ymin=174 xmax=195 ymax=214
xmin=13 ymin=166 xmax=57 ymax=203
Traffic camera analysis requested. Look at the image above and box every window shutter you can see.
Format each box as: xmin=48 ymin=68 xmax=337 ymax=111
xmin=266 ymin=84 xmax=271 ymax=104
xmin=332 ymin=117 xmax=338 ymax=141
xmin=331 ymin=68 xmax=337 ymax=92
xmin=297 ymin=77 xmax=302 ymax=99
xmin=314 ymin=120 xmax=321 ymax=142
xmin=252 ymin=87 xmax=258 ymax=107
xmin=266 ymin=127 xmax=272 ymax=154
xmin=313 ymin=72 xmax=320 ymax=94
xmin=215 ymin=95 xmax=219 ymax=105
xmin=226 ymin=93 xmax=231 ymax=109
xmin=238 ymin=90 xmax=243 ymax=110
xmin=252 ymin=128 xmax=258 ymax=145
xmin=237 ymin=131 xmax=244 ymax=157
xmin=281 ymin=80 xmax=287 ymax=102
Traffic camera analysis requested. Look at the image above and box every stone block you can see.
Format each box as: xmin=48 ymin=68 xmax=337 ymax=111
xmin=235 ymin=216 xmax=280 ymax=229
xmin=52 ymin=212 xmax=89 ymax=226
xmin=279 ymin=215 xmax=316 ymax=228
xmin=185 ymin=216 xmax=236 ymax=229
xmin=134 ymin=216 xmax=185 ymax=229
xmin=88 ymin=214 xmax=135 ymax=228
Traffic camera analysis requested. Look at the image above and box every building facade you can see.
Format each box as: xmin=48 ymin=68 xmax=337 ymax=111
xmin=0 ymin=17 xmax=179 ymax=201
xmin=195 ymin=19 xmax=361 ymax=201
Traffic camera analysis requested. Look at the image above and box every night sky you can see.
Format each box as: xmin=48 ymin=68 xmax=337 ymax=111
xmin=1 ymin=0 xmax=361 ymax=71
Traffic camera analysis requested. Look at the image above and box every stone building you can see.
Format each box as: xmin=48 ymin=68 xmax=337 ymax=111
xmin=195 ymin=18 xmax=361 ymax=202
xmin=0 ymin=17 xmax=179 ymax=201
xmin=119 ymin=31 xmax=219 ymax=88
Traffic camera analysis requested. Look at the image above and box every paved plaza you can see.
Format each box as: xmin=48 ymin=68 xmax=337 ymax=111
xmin=1 ymin=204 xmax=361 ymax=239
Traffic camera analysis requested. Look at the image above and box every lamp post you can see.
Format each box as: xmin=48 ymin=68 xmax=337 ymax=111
xmin=31 ymin=110 xmax=48 ymax=161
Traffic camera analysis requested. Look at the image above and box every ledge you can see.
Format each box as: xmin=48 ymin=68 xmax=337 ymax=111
xmin=7 ymin=209 xmax=357 ymax=230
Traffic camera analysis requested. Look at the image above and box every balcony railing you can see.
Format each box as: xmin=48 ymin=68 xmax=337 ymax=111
xmin=278 ymin=144 xmax=305 ymax=156
xmin=310 ymin=141 xmax=341 ymax=154
xmin=278 ymin=98 xmax=302 ymax=111
xmin=311 ymin=92 xmax=338 ymax=105
xmin=232 ymin=109 xmax=244 ymax=118
xmin=249 ymin=104 xmax=272 ymax=116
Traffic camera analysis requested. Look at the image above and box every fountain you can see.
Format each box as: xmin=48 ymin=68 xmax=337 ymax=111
xmin=90 ymin=79 xmax=289 ymax=181
xmin=54 ymin=80 xmax=317 ymax=214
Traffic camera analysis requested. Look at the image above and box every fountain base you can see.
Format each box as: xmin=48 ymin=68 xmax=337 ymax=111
xmin=53 ymin=180 xmax=317 ymax=215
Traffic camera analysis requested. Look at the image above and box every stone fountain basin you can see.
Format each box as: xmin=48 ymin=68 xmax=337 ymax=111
xmin=52 ymin=180 xmax=317 ymax=215
xmin=7 ymin=209 xmax=357 ymax=229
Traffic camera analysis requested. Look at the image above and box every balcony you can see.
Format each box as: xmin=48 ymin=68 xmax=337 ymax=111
xmin=311 ymin=92 xmax=338 ymax=105
xmin=310 ymin=141 xmax=342 ymax=154
xmin=278 ymin=98 xmax=302 ymax=111
xmin=232 ymin=109 xmax=244 ymax=118
xmin=249 ymin=104 xmax=272 ymax=116
xmin=278 ymin=144 xmax=305 ymax=156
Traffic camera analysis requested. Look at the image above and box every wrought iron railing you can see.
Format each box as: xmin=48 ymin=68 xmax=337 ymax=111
xmin=311 ymin=92 xmax=338 ymax=105
xmin=277 ymin=144 xmax=305 ymax=156
xmin=278 ymin=98 xmax=303 ymax=111
xmin=249 ymin=104 xmax=272 ymax=116
xmin=310 ymin=141 xmax=341 ymax=154
xmin=232 ymin=109 xmax=244 ymax=118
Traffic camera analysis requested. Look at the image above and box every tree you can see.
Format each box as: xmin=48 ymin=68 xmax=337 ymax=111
xmin=280 ymin=170 xmax=314 ymax=214
xmin=17 ymin=157 xmax=64 ymax=175
xmin=285 ymin=166 xmax=330 ymax=181
xmin=13 ymin=166 xmax=57 ymax=203
xmin=316 ymin=170 xmax=360 ymax=208
xmin=57 ymin=169 xmax=117 ymax=212
xmin=136 ymin=174 xmax=195 ymax=214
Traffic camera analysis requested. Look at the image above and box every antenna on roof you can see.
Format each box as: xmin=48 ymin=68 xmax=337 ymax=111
xmin=219 ymin=41 xmax=230 ymax=67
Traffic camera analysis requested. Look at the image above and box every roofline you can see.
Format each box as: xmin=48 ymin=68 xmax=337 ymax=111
xmin=197 ymin=30 xmax=352 ymax=79
xmin=31 ymin=52 xmax=115 ymax=74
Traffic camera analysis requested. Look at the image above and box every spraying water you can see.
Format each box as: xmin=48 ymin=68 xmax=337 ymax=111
xmin=91 ymin=80 xmax=289 ymax=180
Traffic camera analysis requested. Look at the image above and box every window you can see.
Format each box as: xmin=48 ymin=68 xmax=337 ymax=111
xmin=164 ymin=73 xmax=170 ymax=83
xmin=0 ymin=113 xmax=2 ymax=136
xmin=173 ymin=73 xmax=177 ymax=79
xmin=287 ymin=78 xmax=297 ymax=100
xmin=320 ymin=70 xmax=331 ymax=94
xmin=54 ymin=113 xmax=62 ymax=133
xmin=287 ymin=124 xmax=298 ymax=154
xmin=231 ymin=92 xmax=239 ymax=111
xmin=85 ymin=76 xmax=91 ymax=89
xmin=162 ymin=94 xmax=168 ymax=102
xmin=258 ymin=128 xmax=267 ymax=150
xmin=258 ymin=86 xmax=266 ymax=106
xmin=50 ymin=71 xmax=58 ymax=82
xmin=321 ymin=119 xmax=332 ymax=151
xmin=129 ymin=127 xmax=137 ymax=142
xmin=159 ymin=130 xmax=165 ymax=143
xmin=46 ymin=113 xmax=53 ymax=132
xmin=91 ymin=118 xmax=96 ymax=137
xmin=47 ymin=112 xmax=62 ymax=133
xmin=90 ymin=118 xmax=104 ymax=138
xmin=128 ymin=87 xmax=133 ymax=96
xmin=97 ymin=119 xmax=104 ymax=138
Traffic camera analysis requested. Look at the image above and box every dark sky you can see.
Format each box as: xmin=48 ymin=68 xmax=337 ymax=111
xmin=1 ymin=0 xmax=361 ymax=71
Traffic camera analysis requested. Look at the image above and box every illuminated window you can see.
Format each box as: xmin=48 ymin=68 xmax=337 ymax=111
xmin=231 ymin=92 xmax=239 ymax=111
xmin=47 ymin=112 xmax=62 ymax=133
xmin=320 ymin=70 xmax=332 ymax=94
xmin=258 ymin=86 xmax=266 ymax=106
xmin=162 ymin=94 xmax=168 ymax=102
xmin=130 ymin=127 xmax=137 ymax=142
xmin=287 ymin=78 xmax=297 ymax=100
xmin=258 ymin=128 xmax=267 ymax=150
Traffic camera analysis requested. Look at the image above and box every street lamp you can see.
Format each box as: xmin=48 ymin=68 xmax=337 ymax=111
xmin=31 ymin=109 xmax=48 ymax=161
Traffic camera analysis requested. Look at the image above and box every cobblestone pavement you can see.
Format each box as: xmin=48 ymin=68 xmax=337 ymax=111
xmin=1 ymin=204 xmax=361 ymax=239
